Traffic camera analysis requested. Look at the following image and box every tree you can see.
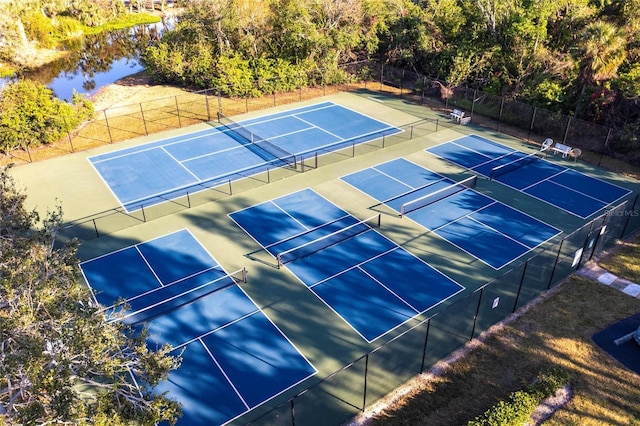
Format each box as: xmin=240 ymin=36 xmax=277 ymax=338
xmin=579 ymin=21 xmax=627 ymax=86
xmin=0 ymin=80 xmax=93 ymax=153
xmin=573 ymin=20 xmax=626 ymax=117
xmin=0 ymin=168 xmax=181 ymax=425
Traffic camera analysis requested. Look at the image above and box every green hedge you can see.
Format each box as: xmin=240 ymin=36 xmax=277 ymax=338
xmin=467 ymin=368 xmax=571 ymax=426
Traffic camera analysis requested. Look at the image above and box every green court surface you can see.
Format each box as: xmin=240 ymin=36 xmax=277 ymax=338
xmin=8 ymin=91 xmax=640 ymax=425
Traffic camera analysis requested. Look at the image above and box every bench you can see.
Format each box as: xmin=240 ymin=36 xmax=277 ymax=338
xmin=551 ymin=143 xmax=572 ymax=158
xmin=449 ymin=109 xmax=465 ymax=122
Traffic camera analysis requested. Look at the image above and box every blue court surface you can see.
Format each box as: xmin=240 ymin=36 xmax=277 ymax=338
xmin=228 ymin=189 xmax=465 ymax=342
xmin=427 ymin=135 xmax=632 ymax=218
xmin=79 ymin=229 xmax=316 ymax=426
xmin=341 ymin=158 xmax=562 ymax=269
xmin=89 ymin=102 xmax=400 ymax=212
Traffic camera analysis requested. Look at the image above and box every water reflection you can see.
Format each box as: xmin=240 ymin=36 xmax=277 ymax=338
xmin=4 ymin=19 xmax=172 ymax=101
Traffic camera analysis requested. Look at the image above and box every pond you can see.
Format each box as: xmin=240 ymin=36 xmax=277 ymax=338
xmin=2 ymin=19 xmax=172 ymax=102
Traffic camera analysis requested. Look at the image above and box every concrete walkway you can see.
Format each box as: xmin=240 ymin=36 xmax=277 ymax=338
xmin=577 ymin=262 xmax=640 ymax=299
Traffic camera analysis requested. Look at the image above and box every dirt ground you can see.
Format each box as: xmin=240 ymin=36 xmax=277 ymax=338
xmin=88 ymin=71 xmax=192 ymax=111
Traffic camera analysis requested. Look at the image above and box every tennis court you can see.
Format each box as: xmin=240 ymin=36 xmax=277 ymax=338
xmin=88 ymin=102 xmax=400 ymax=212
xmin=427 ymin=135 xmax=632 ymax=218
xmin=341 ymin=158 xmax=561 ymax=269
xmin=79 ymin=229 xmax=316 ymax=426
xmin=228 ymin=188 xmax=465 ymax=342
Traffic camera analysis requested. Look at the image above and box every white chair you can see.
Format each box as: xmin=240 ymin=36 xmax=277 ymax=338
xmin=536 ymin=138 xmax=553 ymax=157
xmin=568 ymin=148 xmax=582 ymax=162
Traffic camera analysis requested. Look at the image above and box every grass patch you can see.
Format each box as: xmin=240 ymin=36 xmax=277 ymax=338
xmin=84 ymin=13 xmax=161 ymax=35
xmin=364 ymin=273 xmax=640 ymax=425
xmin=599 ymin=238 xmax=640 ymax=283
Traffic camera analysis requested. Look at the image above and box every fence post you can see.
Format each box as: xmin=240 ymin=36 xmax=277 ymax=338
xmin=140 ymin=103 xmax=148 ymax=136
xmin=470 ymin=287 xmax=484 ymax=339
xmin=471 ymin=89 xmax=477 ymax=117
xmin=24 ymin=143 xmax=32 ymax=163
xmin=512 ymin=262 xmax=529 ymax=313
xmin=621 ymin=194 xmax=639 ymax=238
xmin=420 ymin=318 xmax=431 ymax=372
xmin=562 ymin=116 xmax=571 ymax=144
xmin=528 ymin=107 xmax=537 ymax=142
xmin=175 ymin=96 xmax=182 ymax=128
xmin=103 ymin=110 xmax=114 ymax=143
xmin=63 ymin=116 xmax=74 ymax=152
xmin=290 ymin=399 xmax=295 ymax=426
xmin=205 ymin=94 xmax=211 ymax=121
xmin=362 ymin=354 xmax=369 ymax=411
xmin=548 ymin=239 xmax=565 ymax=288
xmin=598 ymin=128 xmax=612 ymax=167
xmin=498 ymin=97 xmax=505 ymax=131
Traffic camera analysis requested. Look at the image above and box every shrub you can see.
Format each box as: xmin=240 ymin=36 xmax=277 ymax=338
xmin=21 ymin=11 xmax=58 ymax=49
xmin=0 ymin=80 xmax=93 ymax=153
xmin=467 ymin=368 xmax=570 ymax=426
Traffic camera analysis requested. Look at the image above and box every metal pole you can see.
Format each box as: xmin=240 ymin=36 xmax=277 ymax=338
xmin=470 ymin=288 xmax=484 ymax=340
xmin=362 ymin=354 xmax=369 ymax=410
xmin=103 ymin=110 xmax=114 ymax=143
xmin=420 ymin=319 xmax=431 ymax=372
xmin=140 ymin=104 xmax=148 ymax=135
xmin=512 ymin=262 xmax=529 ymax=313
xmin=175 ymin=96 xmax=182 ymax=127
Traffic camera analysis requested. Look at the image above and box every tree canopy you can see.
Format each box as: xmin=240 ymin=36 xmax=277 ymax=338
xmin=0 ymin=168 xmax=181 ymax=425
xmin=139 ymin=0 xmax=640 ymax=131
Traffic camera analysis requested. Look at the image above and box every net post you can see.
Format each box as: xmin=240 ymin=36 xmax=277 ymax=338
xmin=377 ymin=213 xmax=381 ymax=228
xmin=228 ymin=179 xmax=232 ymax=195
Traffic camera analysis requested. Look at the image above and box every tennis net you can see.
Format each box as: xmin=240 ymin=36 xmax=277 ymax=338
xmin=400 ymin=176 xmax=477 ymax=216
xmin=489 ymin=151 xmax=541 ymax=180
xmin=111 ymin=267 xmax=248 ymax=325
xmin=277 ymin=214 xmax=381 ymax=266
xmin=218 ymin=112 xmax=297 ymax=168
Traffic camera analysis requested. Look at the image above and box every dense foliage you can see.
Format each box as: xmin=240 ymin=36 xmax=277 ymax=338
xmin=467 ymin=368 xmax=571 ymax=426
xmin=142 ymin=0 xmax=639 ymax=132
xmin=0 ymin=80 xmax=94 ymax=153
xmin=0 ymin=168 xmax=182 ymax=425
